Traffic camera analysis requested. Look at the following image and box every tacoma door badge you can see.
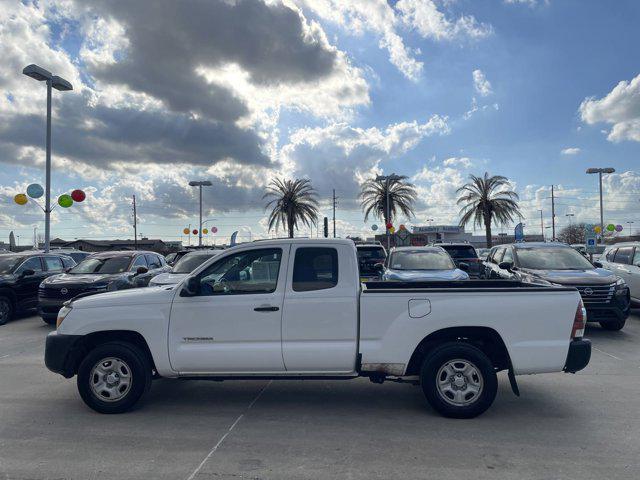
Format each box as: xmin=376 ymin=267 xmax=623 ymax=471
xmin=182 ymin=337 xmax=214 ymax=343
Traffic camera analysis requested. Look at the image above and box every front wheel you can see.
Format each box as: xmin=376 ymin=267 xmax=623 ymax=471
xmin=0 ymin=296 xmax=13 ymax=326
xmin=420 ymin=342 xmax=498 ymax=419
xmin=599 ymin=319 xmax=626 ymax=331
xmin=77 ymin=342 xmax=152 ymax=414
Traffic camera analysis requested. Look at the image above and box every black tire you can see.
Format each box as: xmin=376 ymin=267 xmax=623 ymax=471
xmin=41 ymin=315 xmax=56 ymax=326
xmin=77 ymin=341 xmax=152 ymax=414
xmin=0 ymin=296 xmax=13 ymax=326
xmin=420 ymin=342 xmax=498 ymax=419
xmin=599 ymin=319 xmax=626 ymax=331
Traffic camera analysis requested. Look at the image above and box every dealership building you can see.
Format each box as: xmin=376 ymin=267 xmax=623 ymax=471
xmin=374 ymin=225 xmax=544 ymax=248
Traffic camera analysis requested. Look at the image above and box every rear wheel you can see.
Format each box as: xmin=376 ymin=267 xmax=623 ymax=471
xmin=599 ymin=319 xmax=626 ymax=331
xmin=420 ymin=342 xmax=497 ymax=419
xmin=77 ymin=342 xmax=152 ymax=414
xmin=0 ymin=296 xmax=13 ymax=326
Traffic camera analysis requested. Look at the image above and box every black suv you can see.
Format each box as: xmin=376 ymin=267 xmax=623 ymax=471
xmin=38 ymin=250 xmax=170 ymax=324
xmin=0 ymin=252 xmax=76 ymax=325
xmin=483 ymin=242 xmax=630 ymax=330
xmin=437 ymin=243 xmax=482 ymax=278
xmin=355 ymin=244 xmax=387 ymax=280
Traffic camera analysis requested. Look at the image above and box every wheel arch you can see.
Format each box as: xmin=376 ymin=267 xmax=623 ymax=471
xmin=71 ymin=330 xmax=157 ymax=376
xmin=405 ymin=326 xmax=511 ymax=376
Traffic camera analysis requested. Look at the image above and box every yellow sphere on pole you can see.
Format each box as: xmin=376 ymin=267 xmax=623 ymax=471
xmin=14 ymin=193 xmax=28 ymax=205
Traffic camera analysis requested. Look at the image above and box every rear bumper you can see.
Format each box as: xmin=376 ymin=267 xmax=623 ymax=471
xmin=564 ymin=339 xmax=591 ymax=373
xmin=44 ymin=332 xmax=83 ymax=378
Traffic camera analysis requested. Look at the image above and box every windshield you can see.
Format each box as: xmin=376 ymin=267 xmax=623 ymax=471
xmin=440 ymin=245 xmax=477 ymax=259
xmin=389 ymin=250 xmax=455 ymax=270
xmin=516 ymin=247 xmax=595 ymax=270
xmin=172 ymin=252 xmax=218 ymax=273
xmin=69 ymin=256 xmax=132 ymax=274
xmin=357 ymin=247 xmax=386 ymax=261
xmin=0 ymin=256 xmax=21 ymax=274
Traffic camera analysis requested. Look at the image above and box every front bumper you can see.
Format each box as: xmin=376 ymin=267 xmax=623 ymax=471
xmin=37 ymin=297 xmax=66 ymax=319
xmin=564 ymin=339 xmax=591 ymax=373
xmin=44 ymin=332 xmax=83 ymax=378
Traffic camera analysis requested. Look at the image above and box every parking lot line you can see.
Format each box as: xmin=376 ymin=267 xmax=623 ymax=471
xmin=593 ymin=346 xmax=623 ymax=361
xmin=185 ymin=380 xmax=271 ymax=480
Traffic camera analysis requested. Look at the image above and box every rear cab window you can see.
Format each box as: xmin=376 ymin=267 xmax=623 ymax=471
xmin=292 ymin=247 xmax=339 ymax=292
xmin=440 ymin=245 xmax=478 ymax=259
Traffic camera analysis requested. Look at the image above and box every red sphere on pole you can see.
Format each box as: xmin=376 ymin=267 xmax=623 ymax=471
xmin=71 ymin=189 xmax=86 ymax=202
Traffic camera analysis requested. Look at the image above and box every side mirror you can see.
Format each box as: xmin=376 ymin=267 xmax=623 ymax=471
xmin=20 ymin=268 xmax=35 ymax=277
xmin=593 ymin=261 xmax=603 ymax=268
xmin=458 ymin=262 xmax=469 ymax=272
xmin=134 ymin=266 xmax=149 ymax=276
xmin=373 ymin=262 xmax=385 ymax=273
xmin=181 ymin=276 xmax=200 ymax=297
xmin=498 ymin=261 xmax=514 ymax=271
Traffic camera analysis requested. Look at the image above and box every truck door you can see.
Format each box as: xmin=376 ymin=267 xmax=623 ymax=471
xmin=168 ymin=247 xmax=288 ymax=374
xmin=281 ymin=244 xmax=359 ymax=373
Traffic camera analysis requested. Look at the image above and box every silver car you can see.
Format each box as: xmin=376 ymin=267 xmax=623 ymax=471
xmin=600 ymin=242 xmax=640 ymax=305
xmin=382 ymin=246 xmax=469 ymax=282
xmin=149 ymin=250 xmax=221 ymax=287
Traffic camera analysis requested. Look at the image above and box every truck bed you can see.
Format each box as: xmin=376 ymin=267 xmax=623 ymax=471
xmin=363 ymin=279 xmax=574 ymax=292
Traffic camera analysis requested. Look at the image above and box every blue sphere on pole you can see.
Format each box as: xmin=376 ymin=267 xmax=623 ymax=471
xmin=27 ymin=183 xmax=44 ymax=198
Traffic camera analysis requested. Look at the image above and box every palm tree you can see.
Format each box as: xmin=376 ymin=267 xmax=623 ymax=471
xmin=456 ymin=172 xmax=522 ymax=248
xmin=263 ymin=178 xmax=319 ymax=238
xmin=359 ymin=175 xmax=417 ymax=227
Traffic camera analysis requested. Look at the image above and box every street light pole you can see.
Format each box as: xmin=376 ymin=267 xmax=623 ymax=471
xmin=627 ymin=221 xmax=634 ymax=237
xmin=188 ymin=180 xmax=212 ymax=247
xmin=22 ymin=64 xmax=72 ymax=253
xmin=586 ymin=167 xmax=615 ymax=244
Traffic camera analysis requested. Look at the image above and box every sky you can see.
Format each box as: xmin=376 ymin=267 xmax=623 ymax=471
xmin=1 ymin=0 xmax=639 ymax=246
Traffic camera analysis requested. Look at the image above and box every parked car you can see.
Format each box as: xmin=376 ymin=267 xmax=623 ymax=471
xmin=476 ymin=248 xmax=491 ymax=261
xmin=600 ymin=242 xmax=640 ymax=306
xmin=45 ymin=238 xmax=590 ymax=418
xmin=0 ymin=252 xmax=76 ymax=325
xmin=355 ymin=243 xmax=387 ymax=281
xmin=437 ymin=243 xmax=482 ymax=278
xmin=382 ymin=246 xmax=469 ymax=281
xmin=38 ymin=251 xmax=170 ymax=324
xmin=483 ymin=242 xmax=630 ymax=330
xmin=571 ymin=243 xmax=606 ymax=262
xmin=149 ymin=250 xmax=222 ymax=286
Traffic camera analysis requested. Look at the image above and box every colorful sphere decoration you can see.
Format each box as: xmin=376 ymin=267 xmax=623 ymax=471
xmin=386 ymin=222 xmax=393 ymax=230
xmin=27 ymin=183 xmax=44 ymax=199
xmin=594 ymin=225 xmax=602 ymax=234
xmin=371 ymin=224 xmax=378 ymax=231
xmin=212 ymin=226 xmax=218 ymax=234
xmin=14 ymin=193 xmax=28 ymax=205
xmin=202 ymin=228 xmax=209 ymax=234
xmin=58 ymin=194 xmax=73 ymax=208
xmin=389 ymin=226 xmax=396 ymax=234
xmin=192 ymin=229 xmax=198 ymax=235
xmin=71 ymin=189 xmax=86 ymax=202
xmin=399 ymin=224 xmax=406 ymax=231
xmin=606 ymin=224 xmax=615 ymax=232
xmin=183 ymin=228 xmax=190 ymax=235
xmin=615 ymin=224 xmax=623 ymax=232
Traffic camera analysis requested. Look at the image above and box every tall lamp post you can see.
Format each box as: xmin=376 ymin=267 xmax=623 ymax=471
xmin=375 ymin=173 xmax=401 ymax=250
xmin=188 ymin=180 xmax=212 ymax=246
xmin=22 ymin=64 xmax=73 ymax=253
xmin=627 ymin=221 xmax=634 ymax=237
xmin=586 ymin=167 xmax=615 ymax=244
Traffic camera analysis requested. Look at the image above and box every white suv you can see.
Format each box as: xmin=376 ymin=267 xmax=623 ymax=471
xmin=601 ymin=242 xmax=640 ymax=305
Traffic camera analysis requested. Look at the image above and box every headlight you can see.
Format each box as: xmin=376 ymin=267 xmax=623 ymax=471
xmin=56 ymin=305 xmax=72 ymax=328
xmin=615 ymin=277 xmax=627 ymax=288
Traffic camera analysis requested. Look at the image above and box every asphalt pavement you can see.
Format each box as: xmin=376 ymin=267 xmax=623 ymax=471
xmin=1 ymin=312 xmax=639 ymax=480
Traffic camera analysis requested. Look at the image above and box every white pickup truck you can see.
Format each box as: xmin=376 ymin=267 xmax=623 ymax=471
xmin=45 ymin=238 xmax=591 ymax=418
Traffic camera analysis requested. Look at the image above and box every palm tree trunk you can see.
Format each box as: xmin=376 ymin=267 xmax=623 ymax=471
xmin=287 ymin=213 xmax=294 ymax=238
xmin=484 ymin=214 xmax=492 ymax=248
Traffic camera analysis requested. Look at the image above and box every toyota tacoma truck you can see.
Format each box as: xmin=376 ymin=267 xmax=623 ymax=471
xmin=45 ymin=238 xmax=591 ymax=418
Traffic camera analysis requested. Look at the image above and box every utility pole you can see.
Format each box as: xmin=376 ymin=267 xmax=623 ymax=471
xmin=132 ymin=195 xmax=138 ymax=250
xmin=539 ymin=209 xmax=544 ymax=239
xmin=332 ymin=189 xmax=337 ymax=238
xmin=551 ymin=185 xmax=556 ymax=241
xmin=586 ymin=168 xmax=615 ymax=244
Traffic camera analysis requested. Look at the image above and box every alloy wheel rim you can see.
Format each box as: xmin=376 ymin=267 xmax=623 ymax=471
xmin=436 ymin=359 xmax=484 ymax=407
xmin=89 ymin=357 xmax=133 ymax=402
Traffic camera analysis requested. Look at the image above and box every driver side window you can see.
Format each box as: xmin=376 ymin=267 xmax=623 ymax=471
xmin=197 ymin=248 xmax=282 ymax=296
xmin=502 ymin=248 xmax=513 ymax=264
xmin=16 ymin=257 xmax=43 ymax=274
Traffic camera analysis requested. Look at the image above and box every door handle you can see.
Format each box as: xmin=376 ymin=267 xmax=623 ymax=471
xmin=254 ymin=306 xmax=279 ymax=312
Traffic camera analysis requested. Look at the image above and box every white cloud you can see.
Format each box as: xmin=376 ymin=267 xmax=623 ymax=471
xmin=443 ymin=157 xmax=473 ymax=168
xmin=579 ymin=74 xmax=640 ymax=142
xmin=292 ymin=0 xmax=491 ymax=81
xmin=561 ymin=147 xmax=581 ymax=155
xmin=472 ymin=69 xmax=493 ymax=97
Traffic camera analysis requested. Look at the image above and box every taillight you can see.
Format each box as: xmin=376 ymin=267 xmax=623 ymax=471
xmin=571 ymin=300 xmax=587 ymax=339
